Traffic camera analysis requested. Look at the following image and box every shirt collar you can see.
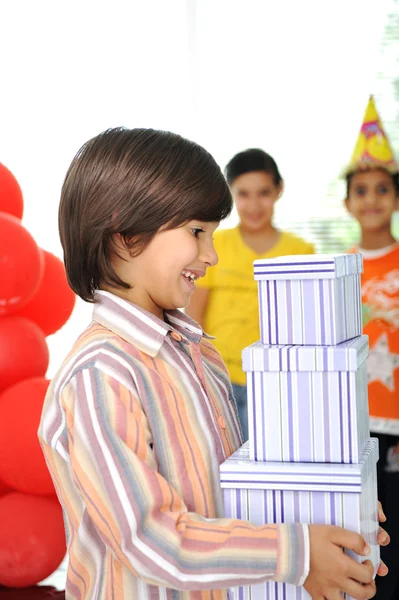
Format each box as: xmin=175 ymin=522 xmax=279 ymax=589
xmin=92 ymin=290 xmax=210 ymax=357
xmin=356 ymin=242 xmax=399 ymax=260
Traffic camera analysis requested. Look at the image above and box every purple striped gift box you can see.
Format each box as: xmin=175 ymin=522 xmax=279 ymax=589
xmin=254 ymin=254 xmax=363 ymax=346
xmin=243 ymin=336 xmax=370 ymax=464
xmin=221 ymin=439 xmax=379 ymax=600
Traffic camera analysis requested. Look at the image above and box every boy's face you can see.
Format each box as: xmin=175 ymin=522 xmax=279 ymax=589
xmin=107 ymin=221 xmax=219 ymax=319
xmin=231 ymin=171 xmax=282 ymax=233
xmin=345 ymin=169 xmax=399 ymax=232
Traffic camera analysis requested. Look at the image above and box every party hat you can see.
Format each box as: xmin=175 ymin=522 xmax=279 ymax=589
xmin=343 ymin=95 xmax=398 ymax=176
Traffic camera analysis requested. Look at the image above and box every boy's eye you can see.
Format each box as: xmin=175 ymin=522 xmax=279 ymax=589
xmin=377 ymin=185 xmax=389 ymax=194
xmin=354 ymin=186 xmax=366 ymax=196
xmin=260 ymin=189 xmax=272 ymax=197
xmin=191 ymin=228 xmax=204 ymax=237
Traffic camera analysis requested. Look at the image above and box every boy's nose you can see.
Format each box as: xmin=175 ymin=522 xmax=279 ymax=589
xmin=364 ymin=193 xmax=378 ymax=206
xmin=248 ymin=195 xmax=260 ymax=208
xmin=201 ymin=244 xmax=218 ymax=267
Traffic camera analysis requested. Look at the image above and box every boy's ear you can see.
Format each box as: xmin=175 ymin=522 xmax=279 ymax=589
xmin=112 ymin=233 xmax=124 ymax=248
xmin=344 ymin=197 xmax=350 ymax=213
xmin=111 ymin=233 xmax=130 ymax=255
xmin=277 ymin=182 xmax=284 ymax=199
xmin=111 ymin=233 xmax=134 ymax=264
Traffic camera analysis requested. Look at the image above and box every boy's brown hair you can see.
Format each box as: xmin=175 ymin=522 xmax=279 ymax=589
xmin=59 ymin=127 xmax=232 ymax=302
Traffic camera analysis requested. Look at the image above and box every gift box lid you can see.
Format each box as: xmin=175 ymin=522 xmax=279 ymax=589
xmin=220 ymin=439 xmax=378 ymax=493
xmin=242 ymin=335 xmax=369 ymax=373
xmin=253 ymin=253 xmax=363 ymax=281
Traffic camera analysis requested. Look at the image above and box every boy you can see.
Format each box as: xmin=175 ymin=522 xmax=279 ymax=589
xmin=39 ymin=128 xmax=384 ymax=599
xmin=345 ymin=95 xmax=399 ymax=600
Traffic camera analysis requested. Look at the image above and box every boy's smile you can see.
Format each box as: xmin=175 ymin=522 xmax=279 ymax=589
xmin=181 ymin=268 xmax=204 ymax=289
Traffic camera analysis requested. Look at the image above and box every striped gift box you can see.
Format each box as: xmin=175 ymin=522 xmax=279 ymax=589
xmin=254 ymin=254 xmax=363 ymax=346
xmin=221 ymin=439 xmax=379 ymax=600
xmin=243 ymin=336 xmax=370 ymax=464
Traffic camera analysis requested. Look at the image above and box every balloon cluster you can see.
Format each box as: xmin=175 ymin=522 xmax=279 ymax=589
xmin=0 ymin=164 xmax=75 ymax=588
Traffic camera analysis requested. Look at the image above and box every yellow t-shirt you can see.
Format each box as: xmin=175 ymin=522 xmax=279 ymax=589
xmin=196 ymin=227 xmax=315 ymax=385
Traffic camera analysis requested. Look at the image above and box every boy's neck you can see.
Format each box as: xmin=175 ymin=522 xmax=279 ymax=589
xmin=359 ymin=229 xmax=397 ymax=251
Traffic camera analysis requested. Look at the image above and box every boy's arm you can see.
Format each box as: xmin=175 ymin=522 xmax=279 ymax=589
xmin=54 ymin=365 xmax=309 ymax=590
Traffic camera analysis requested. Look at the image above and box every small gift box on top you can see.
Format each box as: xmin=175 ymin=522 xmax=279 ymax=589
xmin=254 ymin=254 xmax=363 ymax=346
xmin=243 ymin=335 xmax=370 ymax=464
xmin=220 ymin=439 xmax=379 ymax=600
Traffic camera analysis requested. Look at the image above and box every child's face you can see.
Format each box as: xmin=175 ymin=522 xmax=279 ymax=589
xmin=345 ymin=169 xmax=399 ymax=233
xmin=109 ymin=220 xmax=219 ymax=319
xmin=231 ymin=171 xmax=282 ymax=233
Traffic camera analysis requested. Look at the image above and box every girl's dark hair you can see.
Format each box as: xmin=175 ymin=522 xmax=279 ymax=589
xmin=225 ymin=148 xmax=283 ymax=186
xmin=345 ymin=169 xmax=399 ymax=197
xmin=59 ymin=127 xmax=232 ymax=302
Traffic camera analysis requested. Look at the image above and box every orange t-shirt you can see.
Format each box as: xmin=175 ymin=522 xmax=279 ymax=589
xmin=350 ymin=243 xmax=399 ymax=434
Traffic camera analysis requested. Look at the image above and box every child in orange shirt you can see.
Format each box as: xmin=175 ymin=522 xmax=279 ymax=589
xmin=345 ymin=96 xmax=399 ymax=600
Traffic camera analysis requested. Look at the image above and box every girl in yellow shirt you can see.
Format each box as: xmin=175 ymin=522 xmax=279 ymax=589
xmin=187 ymin=149 xmax=314 ymax=439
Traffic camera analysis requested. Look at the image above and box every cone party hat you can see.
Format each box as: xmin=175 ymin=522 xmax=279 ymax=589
xmin=343 ymin=95 xmax=398 ymax=176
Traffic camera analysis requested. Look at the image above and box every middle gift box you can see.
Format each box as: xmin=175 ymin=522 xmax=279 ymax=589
xmin=243 ymin=335 xmax=370 ymax=463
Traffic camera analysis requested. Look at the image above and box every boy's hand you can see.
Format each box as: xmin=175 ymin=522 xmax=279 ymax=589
xmin=304 ymin=524 xmax=375 ymax=599
xmin=377 ymin=500 xmax=389 ymax=577
xmin=378 ymin=500 xmax=386 ymax=524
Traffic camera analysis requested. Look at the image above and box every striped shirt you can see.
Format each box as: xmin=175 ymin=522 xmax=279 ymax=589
xmin=39 ymin=290 xmax=309 ymax=599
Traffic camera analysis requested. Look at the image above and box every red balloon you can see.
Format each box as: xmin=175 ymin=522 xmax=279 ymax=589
xmin=0 ymin=479 xmax=12 ymax=497
xmin=0 ymin=378 xmax=54 ymax=495
xmin=15 ymin=250 xmax=76 ymax=336
xmin=0 ymin=317 xmax=49 ymax=393
xmin=0 ymin=492 xmax=66 ymax=587
xmin=0 ymin=213 xmax=43 ymax=314
xmin=0 ymin=164 xmax=23 ymax=220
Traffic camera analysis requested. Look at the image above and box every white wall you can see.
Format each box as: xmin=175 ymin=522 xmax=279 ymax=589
xmin=0 ymin=0 xmax=390 ymax=375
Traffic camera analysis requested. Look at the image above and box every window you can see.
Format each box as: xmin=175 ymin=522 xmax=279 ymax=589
xmin=273 ymin=0 xmax=399 ymax=252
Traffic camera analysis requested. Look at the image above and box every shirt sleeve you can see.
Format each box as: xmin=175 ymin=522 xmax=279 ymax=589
xmin=63 ymin=364 xmax=309 ymax=591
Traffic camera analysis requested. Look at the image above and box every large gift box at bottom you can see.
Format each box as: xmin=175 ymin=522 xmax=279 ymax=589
xmin=220 ymin=440 xmax=379 ymax=600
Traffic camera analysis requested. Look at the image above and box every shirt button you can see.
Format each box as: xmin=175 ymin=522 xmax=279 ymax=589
xmin=170 ymin=331 xmax=183 ymax=341
xmin=218 ymin=415 xmax=226 ymax=429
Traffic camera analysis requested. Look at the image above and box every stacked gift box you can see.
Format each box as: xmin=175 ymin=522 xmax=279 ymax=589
xmin=220 ymin=255 xmax=379 ymax=600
